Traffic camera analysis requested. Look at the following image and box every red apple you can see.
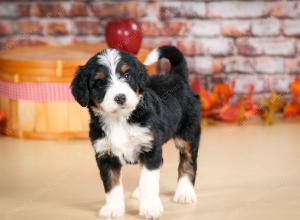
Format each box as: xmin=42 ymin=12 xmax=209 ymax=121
xmin=105 ymin=19 xmax=143 ymax=54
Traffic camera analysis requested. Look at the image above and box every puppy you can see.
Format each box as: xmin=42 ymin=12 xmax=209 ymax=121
xmin=71 ymin=46 xmax=201 ymax=219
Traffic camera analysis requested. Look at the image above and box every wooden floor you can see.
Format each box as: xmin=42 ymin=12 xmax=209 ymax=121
xmin=1 ymin=122 xmax=300 ymax=220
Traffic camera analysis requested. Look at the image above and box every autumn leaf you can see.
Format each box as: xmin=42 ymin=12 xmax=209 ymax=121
xmin=284 ymin=103 xmax=300 ymax=117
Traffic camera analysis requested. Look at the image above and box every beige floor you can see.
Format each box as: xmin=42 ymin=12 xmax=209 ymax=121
xmin=0 ymin=122 xmax=300 ymax=220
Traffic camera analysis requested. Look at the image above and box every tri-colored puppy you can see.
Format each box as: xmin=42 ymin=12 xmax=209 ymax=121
xmin=71 ymin=46 xmax=201 ymax=219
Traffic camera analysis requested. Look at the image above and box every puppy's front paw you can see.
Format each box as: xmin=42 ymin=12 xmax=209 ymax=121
xmin=173 ymin=176 xmax=197 ymax=204
xmin=139 ymin=197 xmax=163 ymax=219
xmin=99 ymin=202 xmax=125 ymax=218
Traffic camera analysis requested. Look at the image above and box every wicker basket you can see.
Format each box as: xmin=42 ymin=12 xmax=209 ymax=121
xmin=0 ymin=43 xmax=153 ymax=139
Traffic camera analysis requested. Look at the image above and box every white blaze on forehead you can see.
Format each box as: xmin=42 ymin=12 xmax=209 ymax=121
xmin=97 ymin=48 xmax=121 ymax=78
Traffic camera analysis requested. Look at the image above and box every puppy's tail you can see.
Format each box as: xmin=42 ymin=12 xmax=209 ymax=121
xmin=144 ymin=46 xmax=188 ymax=81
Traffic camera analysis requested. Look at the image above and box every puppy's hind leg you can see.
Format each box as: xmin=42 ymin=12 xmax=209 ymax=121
xmin=173 ymin=129 xmax=200 ymax=204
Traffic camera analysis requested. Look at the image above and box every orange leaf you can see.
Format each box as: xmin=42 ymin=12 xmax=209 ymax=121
xmin=219 ymin=104 xmax=241 ymax=122
xmin=199 ymin=88 xmax=212 ymax=110
xmin=290 ymin=76 xmax=300 ymax=96
xmin=284 ymin=103 xmax=300 ymax=117
xmin=213 ymin=83 xmax=234 ymax=105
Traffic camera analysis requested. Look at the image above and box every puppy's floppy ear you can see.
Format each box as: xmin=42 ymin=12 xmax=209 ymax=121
xmin=71 ymin=66 xmax=90 ymax=107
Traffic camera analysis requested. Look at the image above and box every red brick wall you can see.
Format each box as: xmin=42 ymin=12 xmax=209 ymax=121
xmin=0 ymin=1 xmax=300 ymax=95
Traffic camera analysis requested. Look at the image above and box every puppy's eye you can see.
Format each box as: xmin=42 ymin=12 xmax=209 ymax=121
xmin=124 ymin=73 xmax=130 ymax=80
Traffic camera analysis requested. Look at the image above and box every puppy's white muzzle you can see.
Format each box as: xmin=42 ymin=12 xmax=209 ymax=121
xmin=101 ymin=79 xmax=140 ymax=116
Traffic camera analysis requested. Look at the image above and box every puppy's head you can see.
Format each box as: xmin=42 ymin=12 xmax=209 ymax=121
xmin=71 ymin=48 xmax=148 ymax=116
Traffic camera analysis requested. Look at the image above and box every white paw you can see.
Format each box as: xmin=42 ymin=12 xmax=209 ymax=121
xmin=139 ymin=197 xmax=163 ymax=219
xmin=131 ymin=187 xmax=140 ymax=200
xmin=98 ymin=203 xmax=125 ymax=218
xmin=173 ymin=176 xmax=197 ymax=204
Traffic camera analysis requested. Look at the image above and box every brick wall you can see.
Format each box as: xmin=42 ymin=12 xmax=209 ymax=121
xmin=0 ymin=0 xmax=300 ymax=95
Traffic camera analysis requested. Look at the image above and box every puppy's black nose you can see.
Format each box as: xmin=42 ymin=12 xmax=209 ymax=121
xmin=114 ymin=94 xmax=126 ymax=105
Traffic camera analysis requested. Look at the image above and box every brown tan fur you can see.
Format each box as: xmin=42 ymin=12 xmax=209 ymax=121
xmin=119 ymin=64 xmax=129 ymax=75
xmin=95 ymin=71 xmax=105 ymax=80
xmin=175 ymin=138 xmax=195 ymax=182
xmin=108 ymin=168 xmax=121 ymax=189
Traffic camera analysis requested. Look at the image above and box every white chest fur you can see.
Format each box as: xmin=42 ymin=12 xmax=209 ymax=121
xmin=93 ymin=116 xmax=153 ymax=164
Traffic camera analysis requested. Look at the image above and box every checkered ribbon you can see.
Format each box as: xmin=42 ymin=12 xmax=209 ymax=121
xmin=0 ymin=81 xmax=74 ymax=102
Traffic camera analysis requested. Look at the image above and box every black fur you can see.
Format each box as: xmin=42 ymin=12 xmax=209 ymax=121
xmin=96 ymin=153 xmax=122 ymax=193
xmin=71 ymin=66 xmax=90 ymax=107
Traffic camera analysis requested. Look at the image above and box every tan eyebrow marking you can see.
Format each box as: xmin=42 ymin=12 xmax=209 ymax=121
xmin=95 ymin=71 xmax=105 ymax=80
xmin=119 ymin=64 xmax=129 ymax=75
